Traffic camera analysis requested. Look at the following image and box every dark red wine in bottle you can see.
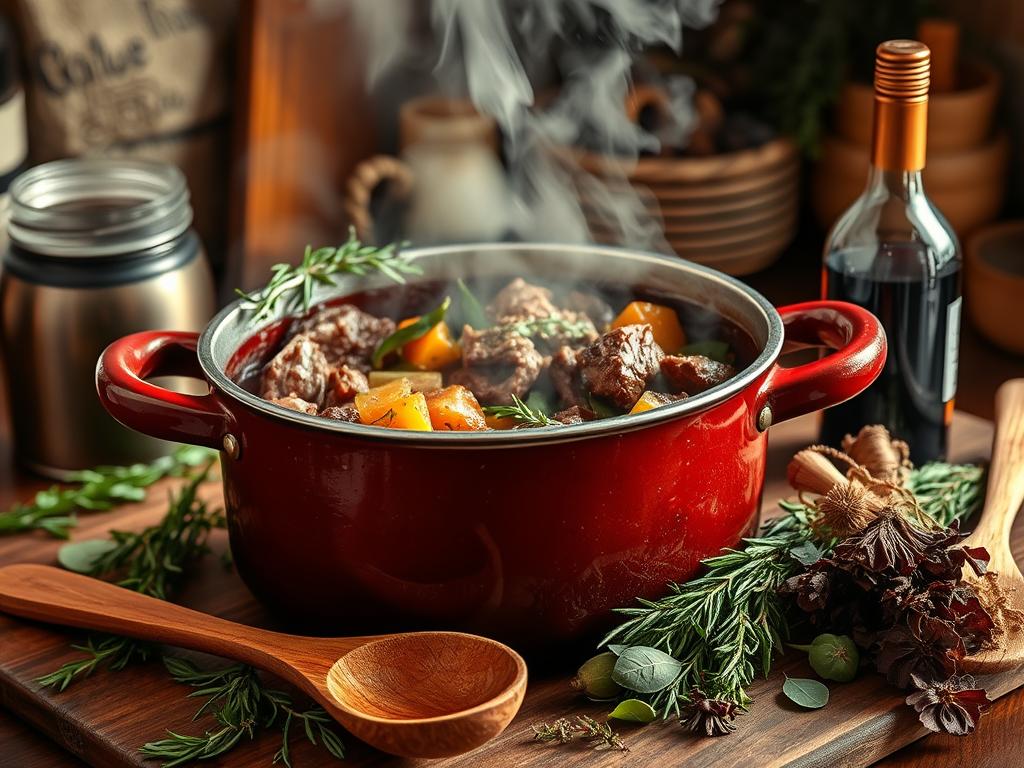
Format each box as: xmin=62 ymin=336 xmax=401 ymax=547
xmin=819 ymin=41 xmax=961 ymax=465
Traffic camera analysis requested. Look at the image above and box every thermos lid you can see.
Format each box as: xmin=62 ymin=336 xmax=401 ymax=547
xmin=7 ymin=158 xmax=193 ymax=258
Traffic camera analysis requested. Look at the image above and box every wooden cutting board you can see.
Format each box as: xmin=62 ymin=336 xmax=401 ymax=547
xmin=1 ymin=412 xmax=1021 ymax=768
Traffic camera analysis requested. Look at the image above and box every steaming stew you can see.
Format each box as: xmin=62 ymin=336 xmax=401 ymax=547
xmin=235 ymin=277 xmax=753 ymax=431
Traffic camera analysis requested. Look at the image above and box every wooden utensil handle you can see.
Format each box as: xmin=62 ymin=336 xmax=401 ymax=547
xmin=968 ymin=379 xmax=1024 ymax=568
xmin=0 ymin=564 xmax=310 ymax=670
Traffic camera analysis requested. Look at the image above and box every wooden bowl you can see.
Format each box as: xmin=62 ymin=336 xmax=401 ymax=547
xmin=812 ymin=132 xmax=1009 ymax=236
xmin=834 ymin=59 xmax=1001 ymax=151
xmin=965 ymin=221 xmax=1024 ymax=355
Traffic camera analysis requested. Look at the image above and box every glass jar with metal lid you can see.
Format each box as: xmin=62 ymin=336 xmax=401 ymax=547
xmin=1 ymin=158 xmax=215 ymax=477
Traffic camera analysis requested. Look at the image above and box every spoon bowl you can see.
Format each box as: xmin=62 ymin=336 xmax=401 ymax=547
xmin=0 ymin=563 xmax=527 ymax=758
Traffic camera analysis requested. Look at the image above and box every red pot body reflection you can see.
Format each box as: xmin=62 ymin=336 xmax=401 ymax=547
xmin=96 ymin=244 xmax=885 ymax=647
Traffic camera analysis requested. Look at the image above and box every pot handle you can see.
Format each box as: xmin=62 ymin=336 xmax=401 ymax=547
xmin=96 ymin=331 xmax=231 ymax=450
xmin=765 ymin=301 xmax=886 ymax=426
xmin=343 ymin=154 xmax=415 ymax=244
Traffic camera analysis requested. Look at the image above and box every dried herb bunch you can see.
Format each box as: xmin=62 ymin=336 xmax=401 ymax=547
xmin=530 ymin=715 xmax=628 ymax=751
xmin=782 ymin=427 xmax=997 ymax=735
xmin=600 ymin=425 xmax=989 ymax=737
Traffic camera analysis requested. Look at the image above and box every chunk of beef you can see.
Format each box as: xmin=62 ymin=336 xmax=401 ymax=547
xmin=270 ymin=396 xmax=319 ymax=415
xmin=290 ymin=304 xmax=395 ymax=371
xmin=487 ymin=278 xmax=559 ymax=322
xmin=261 ymin=335 xmax=328 ymax=404
xmin=324 ymin=365 xmax=369 ymax=407
xmin=551 ymin=405 xmax=597 ymax=425
xmin=450 ymin=325 xmax=544 ymax=405
xmin=577 ymin=324 xmax=664 ymax=410
xmin=563 ymin=290 xmax=614 ymax=329
xmin=549 ymin=345 xmax=587 ymax=408
xmin=319 ymin=404 xmax=360 ymax=422
xmin=661 ymin=355 xmax=737 ymax=395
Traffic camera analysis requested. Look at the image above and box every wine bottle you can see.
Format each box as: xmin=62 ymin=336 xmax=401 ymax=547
xmin=820 ymin=40 xmax=961 ymax=464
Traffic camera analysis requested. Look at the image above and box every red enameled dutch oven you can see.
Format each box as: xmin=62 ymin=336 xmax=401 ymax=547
xmin=96 ymin=244 xmax=885 ymax=647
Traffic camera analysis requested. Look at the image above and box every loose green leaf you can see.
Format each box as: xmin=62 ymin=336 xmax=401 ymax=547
xmin=607 ymin=644 xmax=629 ymax=656
xmin=587 ymin=394 xmax=621 ymax=420
xmin=680 ymin=340 xmax=731 ymax=362
xmin=525 ymin=390 xmax=553 ymax=418
xmin=789 ymin=540 xmax=823 ymax=567
xmin=612 ymin=646 xmax=683 ymax=694
xmin=782 ymin=676 xmax=829 ymax=709
xmin=372 ymin=297 xmax=450 ymax=368
xmin=609 ymin=699 xmax=658 ymax=723
xmin=57 ymin=539 xmax=119 ymax=574
xmin=457 ymin=278 xmax=490 ymax=329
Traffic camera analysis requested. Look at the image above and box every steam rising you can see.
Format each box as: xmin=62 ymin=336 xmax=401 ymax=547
xmin=351 ymin=0 xmax=722 ymax=250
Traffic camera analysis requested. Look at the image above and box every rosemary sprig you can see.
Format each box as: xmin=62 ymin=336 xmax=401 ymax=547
xmin=602 ymin=506 xmax=813 ymax=714
xmin=141 ymin=658 xmax=344 ymax=768
xmin=483 ymin=394 xmax=560 ymax=428
xmin=499 ymin=315 xmax=594 ymax=341
xmin=907 ymin=461 xmax=985 ymax=528
xmin=235 ymin=229 xmax=420 ymax=324
xmin=0 ymin=445 xmax=215 ymax=538
xmin=530 ymin=715 xmax=627 ymax=751
xmin=37 ymin=460 xmax=222 ymax=690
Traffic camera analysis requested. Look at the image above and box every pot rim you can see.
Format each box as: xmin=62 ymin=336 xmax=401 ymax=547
xmin=197 ymin=243 xmax=783 ymax=447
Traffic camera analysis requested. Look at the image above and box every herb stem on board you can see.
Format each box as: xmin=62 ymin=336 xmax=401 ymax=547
xmin=37 ymin=460 xmax=221 ymax=689
xmin=140 ymin=659 xmax=344 ymax=768
xmin=235 ymin=229 xmax=420 ymax=324
xmin=483 ymin=394 xmax=561 ymax=428
xmin=0 ymin=446 xmax=215 ymax=539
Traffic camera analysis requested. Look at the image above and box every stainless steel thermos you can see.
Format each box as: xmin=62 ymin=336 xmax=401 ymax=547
xmin=0 ymin=158 xmax=215 ymax=477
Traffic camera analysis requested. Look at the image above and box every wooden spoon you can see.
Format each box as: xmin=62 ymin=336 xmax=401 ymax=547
xmin=962 ymin=378 xmax=1024 ymax=675
xmin=0 ymin=563 xmax=527 ymax=758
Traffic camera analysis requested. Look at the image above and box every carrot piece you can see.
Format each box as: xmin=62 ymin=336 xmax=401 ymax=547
xmin=485 ymin=414 xmax=517 ymax=430
xmin=424 ymin=385 xmax=487 ymax=431
xmin=398 ymin=316 xmax=462 ymax=370
xmin=384 ymin=393 xmax=433 ymax=431
xmin=629 ymin=391 xmax=675 ymax=414
xmin=355 ymin=377 xmax=411 ymax=425
xmin=612 ymin=301 xmax=687 ymax=353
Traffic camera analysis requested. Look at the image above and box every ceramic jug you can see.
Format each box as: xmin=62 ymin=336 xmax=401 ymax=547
xmin=345 ymin=96 xmax=509 ymax=245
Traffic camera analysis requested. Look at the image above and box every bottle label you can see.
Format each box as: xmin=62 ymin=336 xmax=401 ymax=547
xmin=942 ymin=296 xmax=962 ymax=402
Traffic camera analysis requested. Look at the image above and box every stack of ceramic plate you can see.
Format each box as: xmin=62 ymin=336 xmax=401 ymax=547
xmin=571 ymin=138 xmax=801 ymax=276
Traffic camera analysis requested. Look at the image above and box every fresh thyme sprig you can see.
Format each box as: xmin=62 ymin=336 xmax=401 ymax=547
xmin=140 ymin=659 xmax=344 ymax=768
xmin=499 ymin=315 xmax=594 ymax=341
xmin=483 ymin=394 xmax=561 ymax=428
xmin=0 ymin=445 xmax=215 ymax=538
xmin=530 ymin=715 xmax=627 ymax=751
xmin=235 ymin=229 xmax=420 ymax=324
xmin=37 ymin=460 xmax=222 ymax=690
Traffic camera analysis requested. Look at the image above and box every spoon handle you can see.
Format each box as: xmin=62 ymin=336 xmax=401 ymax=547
xmin=0 ymin=563 xmax=342 ymax=673
xmin=966 ymin=379 xmax=1024 ymax=571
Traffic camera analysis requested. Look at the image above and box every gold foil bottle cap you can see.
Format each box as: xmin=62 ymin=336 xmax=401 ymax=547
xmin=875 ymin=40 xmax=930 ymax=100
xmin=871 ymin=40 xmax=931 ymax=171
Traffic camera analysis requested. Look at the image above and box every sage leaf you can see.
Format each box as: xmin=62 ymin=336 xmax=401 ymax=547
xmin=679 ymin=340 xmax=731 ymax=362
xmin=612 ymin=646 xmax=682 ymax=694
xmin=457 ymin=279 xmax=490 ymax=329
xmin=371 ymin=296 xmax=450 ymax=368
xmin=789 ymin=540 xmax=823 ymax=567
xmin=609 ymin=699 xmax=657 ymax=723
xmin=782 ymin=676 xmax=829 ymax=709
xmin=57 ymin=539 xmax=118 ymax=574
